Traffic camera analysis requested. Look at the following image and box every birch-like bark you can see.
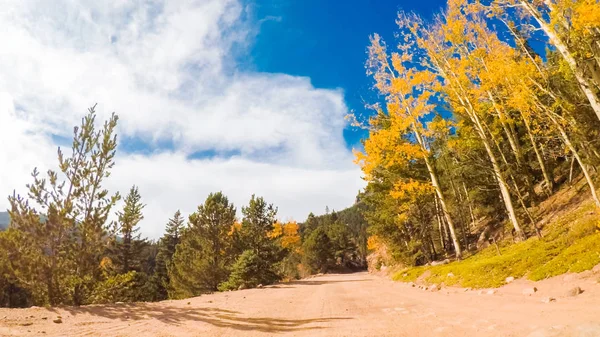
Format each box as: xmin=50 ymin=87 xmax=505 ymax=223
xmin=463 ymin=181 xmax=477 ymax=229
xmin=522 ymin=115 xmax=553 ymax=195
xmin=487 ymin=90 xmax=522 ymax=165
xmin=413 ymin=125 xmax=462 ymax=258
xmin=434 ymin=195 xmax=446 ymax=251
xmin=423 ymin=28 xmax=525 ymax=240
xmin=519 ymin=0 xmax=600 ymax=121
xmin=543 ymin=107 xmax=600 ymax=208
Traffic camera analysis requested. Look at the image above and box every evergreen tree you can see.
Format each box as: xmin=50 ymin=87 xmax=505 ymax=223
xmin=238 ymin=195 xmax=278 ymax=253
xmin=168 ymin=192 xmax=236 ymax=298
xmin=111 ymin=186 xmax=146 ymax=274
xmin=190 ymin=192 xmax=237 ymax=288
xmin=6 ymin=105 xmax=120 ymax=305
xmin=301 ymin=212 xmax=318 ymax=239
xmin=155 ymin=210 xmax=184 ymax=299
xmin=327 ymin=221 xmax=355 ymax=265
xmin=302 ymin=227 xmax=333 ymax=273
xmin=299 ymin=206 xmax=364 ymax=271
xmin=220 ymin=195 xmax=281 ymax=290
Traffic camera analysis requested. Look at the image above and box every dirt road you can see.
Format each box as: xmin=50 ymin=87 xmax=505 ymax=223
xmin=1 ymin=272 xmax=600 ymax=337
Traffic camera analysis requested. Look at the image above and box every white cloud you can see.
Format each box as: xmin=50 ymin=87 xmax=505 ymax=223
xmin=109 ymin=153 xmax=363 ymax=239
xmin=0 ymin=0 xmax=364 ymax=238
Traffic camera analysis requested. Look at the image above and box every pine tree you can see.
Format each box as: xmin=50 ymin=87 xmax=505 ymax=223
xmin=155 ymin=210 xmax=184 ymax=299
xmin=168 ymin=192 xmax=236 ymax=298
xmin=302 ymin=227 xmax=333 ymax=273
xmin=301 ymin=212 xmax=319 ymax=239
xmin=111 ymin=186 xmax=146 ymax=274
xmin=7 ymin=105 xmax=120 ymax=306
xmin=219 ymin=195 xmax=281 ymax=290
xmin=238 ymin=195 xmax=278 ymax=253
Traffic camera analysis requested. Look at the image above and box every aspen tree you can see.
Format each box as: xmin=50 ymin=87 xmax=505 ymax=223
xmin=492 ymin=0 xmax=600 ymax=121
xmin=358 ymin=33 xmax=463 ymax=258
xmin=405 ymin=4 xmax=526 ymax=239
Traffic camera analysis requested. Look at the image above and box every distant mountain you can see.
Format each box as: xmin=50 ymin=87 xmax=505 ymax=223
xmin=0 ymin=211 xmax=9 ymax=230
xmin=0 ymin=212 xmax=52 ymax=231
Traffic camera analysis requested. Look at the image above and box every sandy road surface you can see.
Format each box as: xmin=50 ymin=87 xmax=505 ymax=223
xmin=1 ymin=272 xmax=600 ymax=337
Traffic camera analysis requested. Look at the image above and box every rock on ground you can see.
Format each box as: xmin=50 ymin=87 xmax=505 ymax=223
xmin=541 ymin=297 xmax=556 ymax=304
xmin=431 ymin=259 xmax=450 ymax=266
xmin=565 ymin=286 xmax=583 ymax=297
xmin=428 ymin=284 xmax=441 ymax=292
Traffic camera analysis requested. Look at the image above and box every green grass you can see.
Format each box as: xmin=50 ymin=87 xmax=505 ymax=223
xmin=392 ymin=204 xmax=600 ymax=288
xmin=529 ymin=233 xmax=600 ymax=280
xmin=391 ymin=265 xmax=428 ymax=282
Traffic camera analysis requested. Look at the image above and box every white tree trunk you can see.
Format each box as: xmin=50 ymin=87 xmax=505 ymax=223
xmin=520 ymin=1 xmax=600 ymax=121
xmin=413 ymin=126 xmax=463 ymax=259
xmin=544 ymin=110 xmax=600 ymax=208
xmin=434 ymin=194 xmax=446 ymax=251
xmin=463 ymin=182 xmax=476 ymax=229
xmin=427 ymin=44 xmax=525 ymax=240
xmin=522 ymin=114 xmax=553 ymax=195
xmin=487 ymin=90 xmax=522 ymax=165
xmin=467 ymin=108 xmax=525 ymax=240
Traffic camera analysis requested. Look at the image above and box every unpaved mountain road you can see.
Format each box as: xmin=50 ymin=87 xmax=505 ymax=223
xmin=1 ymin=272 xmax=600 ymax=337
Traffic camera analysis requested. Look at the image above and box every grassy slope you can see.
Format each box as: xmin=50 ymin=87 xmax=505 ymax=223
xmin=393 ymin=179 xmax=600 ymax=288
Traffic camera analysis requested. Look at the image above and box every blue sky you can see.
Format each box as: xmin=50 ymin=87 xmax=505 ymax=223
xmin=248 ymin=0 xmax=447 ymax=148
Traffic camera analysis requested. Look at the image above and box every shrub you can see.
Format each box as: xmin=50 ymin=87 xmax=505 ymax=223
xmin=218 ymin=250 xmax=279 ymax=291
xmin=89 ymin=271 xmax=153 ymax=304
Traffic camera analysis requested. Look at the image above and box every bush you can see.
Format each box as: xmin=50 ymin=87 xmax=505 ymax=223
xmin=277 ymin=252 xmax=302 ymax=281
xmin=89 ymin=271 xmax=154 ymax=304
xmin=218 ymin=250 xmax=279 ymax=291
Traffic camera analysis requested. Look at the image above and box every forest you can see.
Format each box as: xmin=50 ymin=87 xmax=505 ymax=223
xmin=0 ymin=107 xmax=367 ymax=307
xmin=354 ymin=0 xmax=600 ymax=271
xmin=1 ymin=0 xmax=600 ymax=308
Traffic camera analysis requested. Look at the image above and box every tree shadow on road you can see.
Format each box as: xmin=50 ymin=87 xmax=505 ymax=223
xmin=265 ymin=277 xmax=373 ymax=289
xmin=289 ymin=279 xmax=373 ymax=286
xmin=55 ymin=303 xmax=350 ymax=333
xmin=296 ymin=279 xmax=373 ymax=286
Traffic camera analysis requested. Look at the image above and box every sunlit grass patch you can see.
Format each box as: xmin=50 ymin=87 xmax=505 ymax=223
xmin=392 ymin=266 xmax=428 ymax=282
xmin=392 ymin=203 xmax=600 ymax=288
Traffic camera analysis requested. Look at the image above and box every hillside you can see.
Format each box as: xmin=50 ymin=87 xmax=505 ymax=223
xmin=392 ymin=176 xmax=600 ymax=288
xmin=300 ymin=203 xmax=368 ymax=268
